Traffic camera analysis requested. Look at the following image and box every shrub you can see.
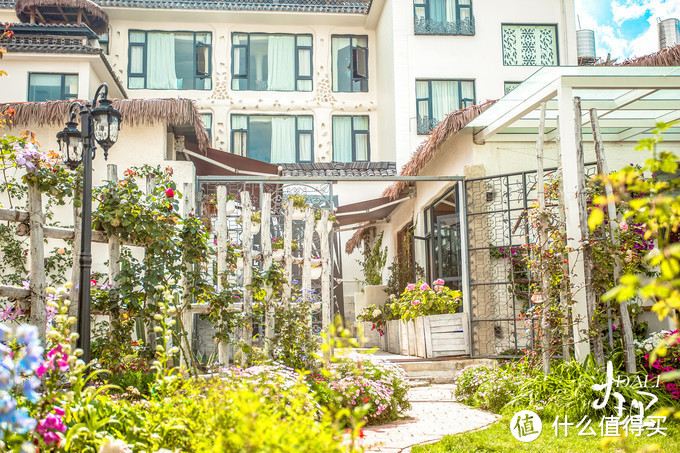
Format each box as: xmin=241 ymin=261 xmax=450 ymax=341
xmin=637 ymin=330 xmax=680 ymax=400
xmin=327 ymin=354 xmax=410 ymax=425
xmin=454 ymin=363 xmax=534 ymax=414
xmin=391 ymin=279 xmax=462 ymax=321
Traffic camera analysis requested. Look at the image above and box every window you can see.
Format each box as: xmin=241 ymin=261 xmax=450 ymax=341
xmin=332 ymin=116 xmax=369 ymax=162
xmin=28 ymin=74 xmax=78 ymax=102
xmin=501 ymin=24 xmax=558 ymax=66
xmin=331 ymin=35 xmax=368 ymax=92
xmin=414 ymin=0 xmax=474 ymax=35
xmin=231 ymin=115 xmax=313 ymax=163
xmin=416 ymin=79 xmax=475 ymax=134
xmin=231 ymin=33 xmax=312 ymax=91
xmin=128 ymin=30 xmax=212 ymax=90
xmin=200 ymin=113 xmax=213 ymax=143
xmin=99 ymin=29 xmax=109 ymax=54
xmin=504 ymin=82 xmax=521 ymax=95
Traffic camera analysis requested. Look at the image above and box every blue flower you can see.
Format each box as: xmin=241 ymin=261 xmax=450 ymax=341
xmin=22 ymin=377 xmax=40 ymax=403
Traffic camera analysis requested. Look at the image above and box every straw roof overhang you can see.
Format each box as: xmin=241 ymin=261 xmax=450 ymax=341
xmin=595 ymin=44 xmax=680 ymax=67
xmin=15 ymin=0 xmax=109 ymax=34
xmin=345 ymin=224 xmax=370 ymax=254
xmin=382 ymin=100 xmax=497 ymax=200
xmin=0 ymin=98 xmax=210 ymax=153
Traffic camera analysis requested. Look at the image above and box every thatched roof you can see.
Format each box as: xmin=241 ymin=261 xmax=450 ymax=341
xmin=597 ymin=44 xmax=680 ymax=67
xmin=345 ymin=224 xmax=370 ymax=254
xmin=15 ymin=0 xmax=108 ymax=34
xmin=0 ymin=98 xmax=210 ymax=153
xmin=382 ymin=100 xmax=497 ymax=200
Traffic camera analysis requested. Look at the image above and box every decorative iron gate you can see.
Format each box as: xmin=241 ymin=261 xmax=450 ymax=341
xmin=465 ymin=166 xmax=595 ymax=357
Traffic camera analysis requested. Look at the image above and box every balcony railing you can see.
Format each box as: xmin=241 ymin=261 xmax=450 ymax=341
xmin=417 ymin=116 xmax=441 ymax=135
xmin=414 ymin=17 xmax=475 ymax=36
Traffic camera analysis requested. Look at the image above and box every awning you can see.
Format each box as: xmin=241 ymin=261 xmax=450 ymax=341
xmin=183 ymin=142 xmax=280 ymax=177
xmin=335 ymin=193 xmax=411 ymax=227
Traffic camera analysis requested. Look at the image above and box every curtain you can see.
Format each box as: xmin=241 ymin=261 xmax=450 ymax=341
xmin=147 ymin=33 xmax=179 ymax=89
xmin=267 ymin=36 xmax=295 ymax=91
xmin=333 ymin=117 xmax=352 ymax=162
xmin=428 ymin=0 xmax=446 ymax=23
xmin=270 ymin=117 xmax=296 ymax=163
xmin=445 ymin=0 xmax=456 ymax=23
xmin=431 ymin=81 xmax=459 ymax=122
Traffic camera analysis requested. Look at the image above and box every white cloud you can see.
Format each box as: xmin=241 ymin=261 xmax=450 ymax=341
xmin=609 ymin=0 xmax=680 ymax=58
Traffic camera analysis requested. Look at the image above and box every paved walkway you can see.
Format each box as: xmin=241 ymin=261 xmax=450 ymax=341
xmin=362 ymin=384 xmax=499 ymax=452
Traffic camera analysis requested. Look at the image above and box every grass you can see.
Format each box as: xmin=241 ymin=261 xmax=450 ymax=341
xmin=411 ymin=418 xmax=680 ymax=453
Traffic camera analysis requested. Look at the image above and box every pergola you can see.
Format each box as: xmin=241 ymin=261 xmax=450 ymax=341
xmin=469 ymin=66 xmax=680 ymax=360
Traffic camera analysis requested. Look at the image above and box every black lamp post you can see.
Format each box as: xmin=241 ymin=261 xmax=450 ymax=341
xmin=57 ymin=83 xmax=121 ymax=362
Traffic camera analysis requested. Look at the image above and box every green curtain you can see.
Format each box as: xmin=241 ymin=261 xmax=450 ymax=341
xmin=333 ymin=117 xmax=352 ymax=162
xmin=267 ymin=36 xmax=295 ymax=91
xmin=147 ymin=33 xmax=179 ymax=89
xmin=270 ymin=117 xmax=296 ymax=163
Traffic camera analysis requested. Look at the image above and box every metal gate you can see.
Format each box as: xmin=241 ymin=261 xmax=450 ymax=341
xmin=465 ymin=166 xmax=595 ymax=357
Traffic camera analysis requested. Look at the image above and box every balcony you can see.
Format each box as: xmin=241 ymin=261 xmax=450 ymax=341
xmin=414 ymin=17 xmax=475 ymax=36
xmin=417 ymin=116 xmax=441 ymax=135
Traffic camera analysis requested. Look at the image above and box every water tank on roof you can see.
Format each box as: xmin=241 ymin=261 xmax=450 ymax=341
xmin=659 ymin=18 xmax=680 ymax=50
xmin=576 ymin=29 xmax=596 ymax=59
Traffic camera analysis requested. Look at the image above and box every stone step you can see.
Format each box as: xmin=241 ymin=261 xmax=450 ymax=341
xmin=393 ymin=357 xmax=496 ymax=384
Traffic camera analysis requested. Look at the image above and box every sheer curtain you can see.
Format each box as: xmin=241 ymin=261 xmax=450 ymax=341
xmin=147 ymin=33 xmax=179 ymax=89
xmin=445 ymin=0 xmax=456 ymax=23
xmin=267 ymin=36 xmax=295 ymax=91
xmin=431 ymin=81 xmax=459 ymax=122
xmin=332 ymin=117 xmax=352 ymax=162
xmin=270 ymin=117 xmax=296 ymax=163
xmin=428 ymin=0 xmax=446 ymax=23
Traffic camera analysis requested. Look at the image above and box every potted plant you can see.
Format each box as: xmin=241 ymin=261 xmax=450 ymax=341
xmin=314 ymin=209 xmax=337 ymax=233
xmin=225 ymin=192 xmax=237 ymax=214
xmin=271 ymin=237 xmax=298 ymax=261
xmin=236 ymin=211 xmax=261 ymax=235
xmin=288 ymin=194 xmax=308 ymax=220
xmin=390 ymin=279 xmax=467 ymax=358
xmin=310 ymin=255 xmax=322 ymax=279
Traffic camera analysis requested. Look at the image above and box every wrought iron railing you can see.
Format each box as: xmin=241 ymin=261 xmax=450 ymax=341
xmin=414 ymin=17 xmax=475 ymax=36
xmin=417 ymin=115 xmax=441 ymax=135
xmin=0 ymin=34 xmax=99 ymax=54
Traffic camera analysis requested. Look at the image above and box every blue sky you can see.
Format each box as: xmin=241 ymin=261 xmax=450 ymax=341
xmin=575 ymin=0 xmax=680 ymax=61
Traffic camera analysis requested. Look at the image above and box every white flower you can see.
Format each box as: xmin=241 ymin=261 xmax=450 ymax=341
xmin=98 ymin=438 xmax=132 ymax=453
xmin=372 ymin=309 xmax=382 ymax=318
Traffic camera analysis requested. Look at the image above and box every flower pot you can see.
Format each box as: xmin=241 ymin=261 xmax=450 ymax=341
xmin=236 ymin=257 xmax=243 ymax=269
xmin=292 ymin=208 xmax=305 ymax=220
xmin=314 ymin=220 xmax=335 ymax=233
xmin=251 ymin=222 xmax=261 ymax=236
xmin=310 ymin=258 xmax=321 ymax=267
xmin=273 ymin=250 xmax=284 ymax=262
xmin=409 ymin=313 xmax=469 ymax=358
xmin=311 ymin=266 xmax=322 ymax=280
xmin=225 ymin=199 xmax=236 ymax=214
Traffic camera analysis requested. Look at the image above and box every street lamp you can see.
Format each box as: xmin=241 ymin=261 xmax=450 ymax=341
xmin=57 ymin=83 xmax=121 ymax=362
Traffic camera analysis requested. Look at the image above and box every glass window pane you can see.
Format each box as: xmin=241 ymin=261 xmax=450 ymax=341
xmin=353 ymin=116 xmax=368 ymax=130
xmin=28 ymin=74 xmax=61 ymax=101
xmin=332 ymin=117 xmax=352 ymax=163
xmin=128 ymin=77 xmax=145 ymax=89
xmin=298 ymin=133 xmax=312 ymax=161
xmin=130 ymin=31 xmax=145 ymax=43
xmin=298 ymin=49 xmax=311 ymax=77
xmin=355 ymin=36 xmax=368 ymax=47
xmin=461 ymin=81 xmax=474 ymax=100
xmin=355 ymin=133 xmax=368 ymax=161
xmin=196 ymin=45 xmax=210 ymax=76
xmin=249 ymin=35 xmax=268 ymax=90
xmin=297 ymin=35 xmax=312 ymax=46
xmin=232 ymin=115 xmax=248 ymax=129
xmin=233 ymin=34 xmax=248 ymax=45
xmin=297 ymin=80 xmax=312 ymax=91
xmin=201 ymin=113 xmax=212 ymax=129
xmin=332 ymin=36 xmax=351 ymax=92
xmin=459 ymin=0 xmax=471 ymax=4
xmin=416 ymin=81 xmax=429 ymax=98
xmin=297 ymin=116 xmax=313 ymax=130
xmin=64 ymin=75 xmax=78 ymax=98
xmin=130 ymin=46 xmax=144 ymax=74
xmin=196 ymin=33 xmax=211 ymax=44
xmin=233 ymin=47 xmax=247 ymax=76
xmin=232 ymin=131 xmax=247 ymax=156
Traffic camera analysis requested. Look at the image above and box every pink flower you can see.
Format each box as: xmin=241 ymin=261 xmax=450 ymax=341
xmin=53 ymin=407 xmax=65 ymax=416
xmin=43 ymin=431 xmax=61 ymax=446
xmin=405 ymin=284 xmax=416 ymax=291
xmin=434 ymin=278 xmax=445 ymax=286
xmin=420 ymin=283 xmax=430 ymax=291
xmin=412 ymin=299 xmax=421 ymax=306
xmin=434 ymin=285 xmax=443 ymax=291
xmin=90 ymin=279 xmax=97 ymax=287
xmin=165 ymin=188 xmax=175 ymax=198
xmin=620 ymin=222 xmax=628 ymax=231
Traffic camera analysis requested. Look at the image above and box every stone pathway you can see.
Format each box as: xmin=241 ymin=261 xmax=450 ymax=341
xmin=362 ymin=384 xmax=499 ymax=452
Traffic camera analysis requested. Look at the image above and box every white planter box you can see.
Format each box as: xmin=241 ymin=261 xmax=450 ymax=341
xmin=386 ymin=320 xmax=402 ymax=354
xmin=406 ymin=313 xmax=469 ymax=358
xmin=292 ymin=208 xmax=305 ymax=220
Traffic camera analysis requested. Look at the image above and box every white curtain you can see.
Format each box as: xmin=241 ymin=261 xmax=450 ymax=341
xmin=267 ymin=36 xmax=295 ymax=91
xmin=333 ymin=117 xmax=352 ymax=162
xmin=147 ymin=33 xmax=179 ymax=89
xmin=270 ymin=117 xmax=296 ymax=163
xmin=445 ymin=0 xmax=456 ymax=23
xmin=431 ymin=81 xmax=459 ymax=122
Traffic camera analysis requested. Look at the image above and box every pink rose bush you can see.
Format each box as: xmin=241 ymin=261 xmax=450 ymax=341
xmin=390 ymin=279 xmax=462 ymax=322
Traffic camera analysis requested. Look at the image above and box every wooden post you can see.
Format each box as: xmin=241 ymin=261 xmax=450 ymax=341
xmin=261 ymin=193 xmax=274 ymax=357
xmin=572 ymin=97 xmax=604 ymax=365
xmin=283 ymin=198 xmax=294 ymax=307
xmin=590 ymin=109 xmax=636 ymax=373
xmin=27 ymin=182 xmax=46 ymax=344
xmin=240 ymin=191 xmax=253 ymax=366
xmin=215 ymin=186 xmax=229 ymax=365
xmin=556 ymin=126 xmax=572 ymax=362
xmin=107 ymin=165 xmax=120 ymax=289
xmin=302 ymin=207 xmax=315 ymax=328
xmin=69 ymin=182 xmax=82 ymax=319
xmin=319 ymin=210 xmax=332 ymax=365
xmin=179 ymin=182 xmax=195 ymax=371
xmin=144 ymin=174 xmax=156 ymax=350
xmin=536 ymin=102 xmax=551 ymax=374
